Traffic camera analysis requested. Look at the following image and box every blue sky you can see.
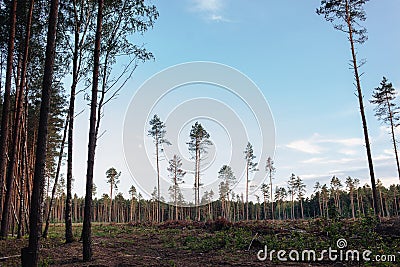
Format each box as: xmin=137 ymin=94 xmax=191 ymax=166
xmin=70 ymin=0 xmax=400 ymax=201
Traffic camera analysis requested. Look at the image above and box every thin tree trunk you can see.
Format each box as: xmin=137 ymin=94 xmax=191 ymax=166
xmin=155 ymin=133 xmax=160 ymax=223
xmin=318 ymin=194 xmax=322 ymax=217
xmin=43 ymin=115 xmax=68 ymax=238
xmin=17 ymin=133 xmax=26 ymax=239
xmin=356 ymin=189 xmax=360 ymax=216
xmin=196 ymin=144 xmax=200 ymax=221
xmin=245 ymin=163 xmax=249 ymax=221
xmin=82 ymin=0 xmax=103 ymax=261
xmin=269 ymin=172 xmax=274 ymax=220
xmin=109 ymin=182 xmax=113 ymax=222
xmin=21 ymin=0 xmax=59 ymax=264
xmin=65 ymin=16 xmax=79 ymax=244
xmin=379 ymin=188 xmax=385 ymax=217
xmin=345 ymin=0 xmax=379 ymax=217
xmin=350 ymin=191 xmax=355 ymax=219
xmin=300 ymin=199 xmax=304 ymax=219
xmin=0 ymin=0 xmax=17 ymax=228
xmin=385 ymin=93 xmax=400 ymax=181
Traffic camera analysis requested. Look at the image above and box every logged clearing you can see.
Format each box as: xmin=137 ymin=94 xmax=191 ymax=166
xmin=0 ymin=218 xmax=399 ymax=266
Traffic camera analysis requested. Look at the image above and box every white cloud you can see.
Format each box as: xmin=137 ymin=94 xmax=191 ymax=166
xmin=190 ymin=0 xmax=231 ymax=22
xmin=338 ymin=149 xmax=358 ymax=155
xmin=323 ymin=138 xmax=364 ymax=146
xmin=299 ymin=173 xmax=327 ymax=180
xmin=193 ymin=0 xmax=222 ymax=12
xmin=301 ymin=157 xmax=327 ymax=164
xmin=383 ymin=149 xmax=393 ymax=155
xmin=286 ymin=134 xmax=364 ymax=155
xmin=286 ymin=140 xmax=323 ymax=154
xmin=374 ymin=154 xmax=393 ymax=161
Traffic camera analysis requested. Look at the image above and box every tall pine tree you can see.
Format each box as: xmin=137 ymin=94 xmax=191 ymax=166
xmin=370 ymin=77 xmax=400 ymax=182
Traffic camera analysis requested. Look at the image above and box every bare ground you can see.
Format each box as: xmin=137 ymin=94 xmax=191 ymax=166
xmin=1 ymin=219 xmax=398 ymax=266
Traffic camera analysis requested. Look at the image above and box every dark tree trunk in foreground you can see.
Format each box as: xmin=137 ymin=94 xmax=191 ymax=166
xmin=21 ymin=0 xmax=59 ymax=265
xmin=0 ymin=0 xmax=17 ymax=230
xmin=82 ymin=0 xmax=103 ymax=261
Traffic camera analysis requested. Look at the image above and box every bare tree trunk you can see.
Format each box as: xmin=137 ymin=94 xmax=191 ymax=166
xmin=9 ymin=0 xmax=34 ymax=238
xmin=300 ymin=199 xmax=304 ymax=219
xmin=82 ymin=0 xmax=103 ymax=261
xmin=155 ymin=134 xmax=160 ymax=223
xmin=21 ymin=0 xmax=59 ymax=264
xmin=269 ymin=172 xmax=274 ymax=220
xmin=245 ymin=163 xmax=249 ymax=221
xmin=65 ymin=10 xmax=79 ymax=244
xmin=379 ymin=188 xmax=385 ymax=217
xmin=0 ymin=0 xmax=17 ymax=228
xmin=356 ymin=189 xmax=360 ymax=216
xmin=43 ymin=115 xmax=68 ymax=238
xmin=109 ymin=181 xmax=113 ymax=222
xmin=350 ymin=191 xmax=355 ymax=219
xmin=385 ymin=93 xmax=400 ymax=181
xmin=17 ymin=136 xmax=26 ymax=239
xmin=345 ymin=0 xmax=379 ymax=217
xmin=196 ymin=144 xmax=200 ymax=221
xmin=318 ymin=194 xmax=322 ymax=217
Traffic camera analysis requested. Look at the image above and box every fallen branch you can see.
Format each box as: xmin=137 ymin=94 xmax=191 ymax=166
xmin=0 ymin=254 xmax=20 ymax=261
xmin=247 ymin=232 xmax=259 ymax=251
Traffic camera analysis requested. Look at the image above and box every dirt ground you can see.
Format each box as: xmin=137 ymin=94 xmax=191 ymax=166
xmin=0 ymin=219 xmax=398 ymax=266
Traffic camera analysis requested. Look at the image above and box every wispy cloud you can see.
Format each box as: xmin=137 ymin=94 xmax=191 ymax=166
xmin=286 ymin=140 xmax=324 ymax=154
xmin=301 ymin=157 xmax=327 ymax=164
xmin=323 ymin=138 xmax=364 ymax=146
xmin=338 ymin=149 xmax=358 ymax=156
xmin=286 ymin=133 xmax=364 ymax=154
xmin=190 ymin=0 xmax=231 ymax=22
xmin=301 ymin=157 xmax=360 ymax=165
xmin=193 ymin=0 xmax=222 ymax=13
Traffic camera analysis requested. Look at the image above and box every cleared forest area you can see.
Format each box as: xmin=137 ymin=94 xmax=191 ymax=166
xmin=1 ymin=217 xmax=399 ymax=266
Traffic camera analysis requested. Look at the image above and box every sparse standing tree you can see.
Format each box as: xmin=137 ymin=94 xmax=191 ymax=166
xmin=261 ymin=183 xmax=269 ymax=220
xmin=129 ymin=185 xmax=137 ymax=222
xmin=218 ymin=165 xmax=236 ymax=220
xmin=294 ymin=176 xmax=306 ymax=219
xmin=287 ymin=173 xmax=296 ymax=220
xmin=244 ymin=142 xmax=258 ymax=220
xmin=330 ymin=176 xmax=343 ymax=214
xmin=148 ymin=114 xmax=170 ymax=223
xmin=274 ymin=187 xmax=287 ymax=220
xmin=345 ymin=176 xmax=356 ymax=219
xmin=187 ymin=122 xmax=212 ymax=221
xmin=317 ymin=0 xmax=379 ymax=216
xmin=167 ymin=155 xmax=186 ymax=221
xmin=314 ymin=182 xmax=323 ymax=217
xmin=377 ymin=179 xmax=386 ymax=217
xmin=265 ymin=156 xmax=275 ymax=220
xmin=370 ymin=77 xmax=400 ymax=181
xmin=106 ymin=167 xmax=121 ymax=222
xmin=321 ymin=184 xmax=330 ymax=218
xmin=353 ymin=178 xmax=360 ymax=216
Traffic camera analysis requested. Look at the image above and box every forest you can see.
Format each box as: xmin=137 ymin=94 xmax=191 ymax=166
xmin=0 ymin=0 xmax=399 ymax=266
